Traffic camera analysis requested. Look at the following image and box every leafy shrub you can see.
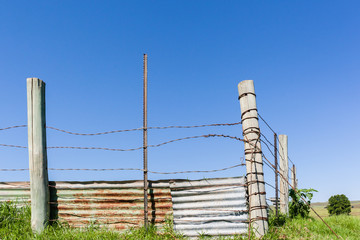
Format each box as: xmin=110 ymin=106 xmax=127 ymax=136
xmin=289 ymin=188 xmax=317 ymax=218
xmin=327 ymin=194 xmax=351 ymax=216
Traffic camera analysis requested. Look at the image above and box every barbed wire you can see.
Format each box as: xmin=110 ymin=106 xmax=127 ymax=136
xmin=277 ymin=135 xmax=295 ymax=166
xmin=0 ymin=121 xmax=241 ymax=135
xmin=47 ymin=146 xmax=143 ymax=151
xmin=147 ymin=134 xmax=244 ymax=148
xmin=48 ymin=122 xmax=241 ymax=135
xmin=259 ymin=136 xmax=294 ymax=174
xmin=0 ymin=125 xmax=27 ymax=131
xmin=264 ymin=182 xmax=284 ymax=195
xmin=148 ymin=121 xmax=241 ymax=130
xmin=0 ymin=168 xmax=29 ymax=171
xmin=46 ymin=126 xmax=143 ymax=135
xmin=0 ymin=162 xmax=245 ymax=174
xmin=0 ymin=134 xmax=245 ymax=152
xmin=261 ymin=152 xmax=341 ymax=239
xmin=148 ymin=163 xmax=245 ymax=174
xmin=257 ymin=113 xmax=276 ymax=134
xmin=259 ymin=138 xmax=275 ymax=159
xmin=258 ymin=113 xmax=295 ymax=166
xmin=0 ymin=143 xmax=27 ymax=149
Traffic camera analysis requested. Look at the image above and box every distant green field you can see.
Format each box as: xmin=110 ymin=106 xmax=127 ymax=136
xmin=310 ymin=200 xmax=360 ymax=219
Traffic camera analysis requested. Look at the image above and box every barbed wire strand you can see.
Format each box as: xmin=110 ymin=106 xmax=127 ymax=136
xmin=0 ymin=162 xmax=245 ymax=174
xmin=47 ymin=146 xmax=142 ymax=151
xmin=277 ymin=135 xmax=295 ymax=166
xmin=148 ymin=163 xmax=245 ymax=174
xmin=148 ymin=134 xmax=244 ymax=148
xmin=1 ymin=134 xmax=245 ymax=152
xmin=46 ymin=126 xmax=142 ymax=135
xmin=243 ymin=133 xmax=339 ymax=239
xmin=259 ymin=136 xmax=294 ymax=174
xmin=258 ymin=113 xmax=295 ymax=166
xmin=0 ymin=144 xmax=27 ymax=149
xmin=0 ymin=121 xmax=241 ymax=134
xmin=0 ymin=125 xmax=27 ymax=131
xmin=257 ymin=113 xmax=276 ymax=134
xmin=46 ymin=122 xmax=241 ymax=136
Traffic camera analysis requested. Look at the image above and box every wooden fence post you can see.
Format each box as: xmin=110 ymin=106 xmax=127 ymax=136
xmin=279 ymin=134 xmax=289 ymax=215
xmin=292 ymin=164 xmax=297 ymax=189
xmin=274 ymin=133 xmax=279 ymax=217
xmin=27 ymin=78 xmax=49 ymax=233
xmin=238 ymin=80 xmax=268 ymax=237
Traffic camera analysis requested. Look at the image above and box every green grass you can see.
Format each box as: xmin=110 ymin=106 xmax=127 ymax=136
xmin=311 ymin=200 xmax=360 ymax=219
xmin=0 ymin=201 xmax=184 ymax=240
xmin=265 ymin=215 xmax=360 ymax=240
xmin=1 ymin=201 xmax=360 ymax=239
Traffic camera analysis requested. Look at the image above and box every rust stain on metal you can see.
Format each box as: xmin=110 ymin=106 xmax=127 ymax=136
xmin=49 ymin=180 xmax=172 ymax=231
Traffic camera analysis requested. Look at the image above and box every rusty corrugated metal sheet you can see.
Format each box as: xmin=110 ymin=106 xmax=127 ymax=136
xmin=170 ymin=176 xmax=248 ymax=237
xmin=0 ymin=177 xmax=249 ymax=237
xmin=0 ymin=180 xmax=172 ymax=231
xmin=49 ymin=180 xmax=172 ymax=231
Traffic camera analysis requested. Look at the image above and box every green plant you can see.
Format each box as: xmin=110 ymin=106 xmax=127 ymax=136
xmin=289 ymin=188 xmax=317 ymax=218
xmin=327 ymin=194 xmax=351 ymax=216
xmin=268 ymin=211 xmax=288 ymax=227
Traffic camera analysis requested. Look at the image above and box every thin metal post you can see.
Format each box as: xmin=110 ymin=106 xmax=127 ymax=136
xmin=274 ymin=133 xmax=278 ymax=217
xmin=143 ymin=54 xmax=148 ymax=229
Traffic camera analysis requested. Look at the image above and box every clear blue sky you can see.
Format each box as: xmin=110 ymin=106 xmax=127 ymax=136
xmin=1 ymin=1 xmax=359 ymax=202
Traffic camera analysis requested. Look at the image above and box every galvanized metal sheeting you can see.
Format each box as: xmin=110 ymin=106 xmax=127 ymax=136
xmin=0 ymin=176 xmax=248 ymax=237
xmin=170 ymin=177 xmax=248 ymax=237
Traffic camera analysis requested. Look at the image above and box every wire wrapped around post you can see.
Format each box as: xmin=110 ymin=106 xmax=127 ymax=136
xmin=237 ymin=80 xmax=268 ymax=238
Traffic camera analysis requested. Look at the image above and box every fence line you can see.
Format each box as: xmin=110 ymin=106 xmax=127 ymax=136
xmin=260 ymin=152 xmax=341 ymax=239
xmin=260 ymin=137 xmax=294 ymax=174
xmin=0 ymin=134 xmax=245 ymax=152
xmin=0 ymin=162 xmax=245 ymax=174
xmin=1 ymin=112 xmax=301 ymax=237
xmin=0 ymin=121 xmax=241 ymax=135
xmin=1 ymin=120 xmax=296 ymax=229
xmin=258 ymin=113 xmax=295 ymax=166
xmin=245 ymin=129 xmax=340 ymax=239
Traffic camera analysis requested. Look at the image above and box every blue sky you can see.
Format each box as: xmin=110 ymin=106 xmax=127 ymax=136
xmin=1 ymin=1 xmax=359 ymax=202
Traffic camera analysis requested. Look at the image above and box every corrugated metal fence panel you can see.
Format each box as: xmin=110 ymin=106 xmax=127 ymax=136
xmin=0 ymin=180 xmax=172 ymax=231
xmin=170 ymin=177 xmax=248 ymax=237
xmin=0 ymin=182 xmax=30 ymax=207
xmin=0 ymin=177 xmax=249 ymax=236
xmin=49 ymin=180 xmax=172 ymax=231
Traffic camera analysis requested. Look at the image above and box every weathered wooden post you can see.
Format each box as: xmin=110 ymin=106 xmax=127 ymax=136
xmin=238 ymin=80 xmax=268 ymax=237
xmin=279 ymin=134 xmax=289 ymax=215
xmin=274 ymin=133 xmax=279 ymax=217
xmin=27 ymin=78 xmax=49 ymax=233
xmin=292 ymin=164 xmax=297 ymax=189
